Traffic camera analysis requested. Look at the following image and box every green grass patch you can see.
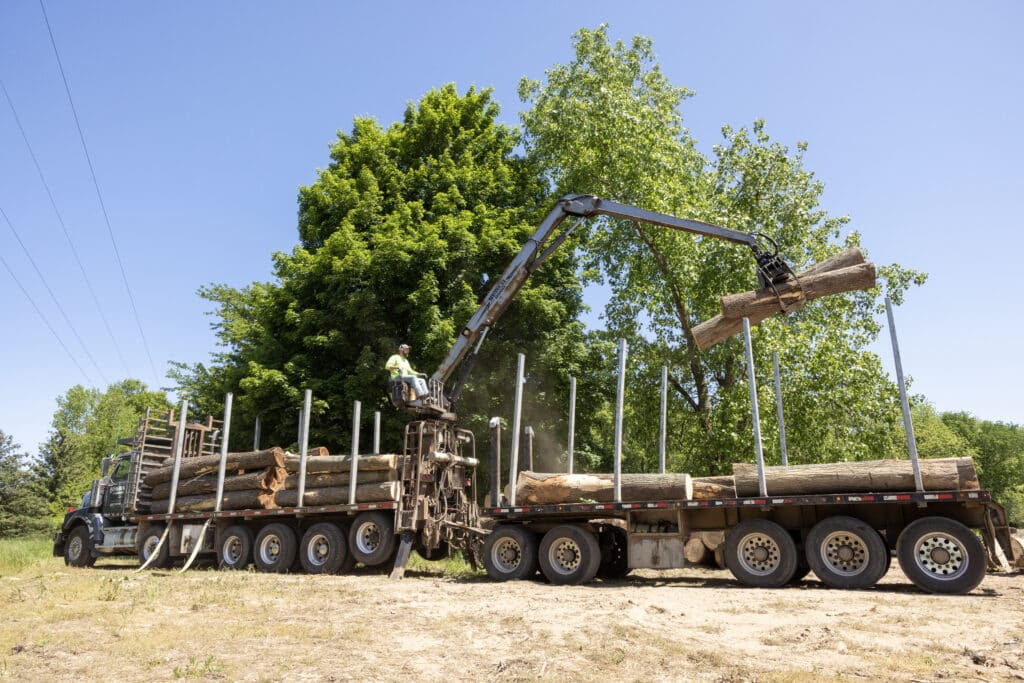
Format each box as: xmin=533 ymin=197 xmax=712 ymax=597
xmin=0 ymin=536 xmax=54 ymax=575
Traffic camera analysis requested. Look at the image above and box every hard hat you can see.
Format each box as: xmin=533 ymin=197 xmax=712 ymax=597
xmin=399 ymin=344 xmax=411 ymax=351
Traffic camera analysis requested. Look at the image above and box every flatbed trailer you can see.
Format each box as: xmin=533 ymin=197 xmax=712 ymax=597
xmin=479 ymin=487 xmax=1017 ymax=594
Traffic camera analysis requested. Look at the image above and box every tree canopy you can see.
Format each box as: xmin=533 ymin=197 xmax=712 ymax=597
xmin=0 ymin=430 xmax=50 ymax=537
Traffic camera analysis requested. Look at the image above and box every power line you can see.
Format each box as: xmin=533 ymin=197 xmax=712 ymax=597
xmin=0 ymin=205 xmax=108 ymax=385
xmin=38 ymin=0 xmax=160 ymax=383
xmin=0 ymin=79 xmax=132 ymax=376
xmin=0 ymin=252 xmax=93 ymax=386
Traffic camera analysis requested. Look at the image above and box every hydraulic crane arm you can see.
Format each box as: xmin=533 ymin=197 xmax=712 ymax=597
xmin=429 ymin=195 xmax=792 ymax=410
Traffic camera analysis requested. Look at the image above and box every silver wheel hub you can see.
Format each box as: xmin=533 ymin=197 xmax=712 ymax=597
xmin=356 ymin=522 xmax=381 ymax=555
xmin=737 ymin=533 xmax=781 ymax=575
xmin=143 ymin=535 xmax=160 ymax=560
xmin=307 ymin=534 xmax=330 ymax=566
xmin=222 ymin=536 xmax=243 ymax=563
xmin=259 ymin=535 xmax=282 ymax=564
xmin=68 ymin=536 xmax=83 ymax=560
xmin=915 ymin=532 xmax=967 ymax=579
xmin=548 ymin=538 xmax=582 ymax=575
xmin=491 ymin=537 xmax=522 ymax=572
xmin=821 ymin=531 xmax=869 ymax=576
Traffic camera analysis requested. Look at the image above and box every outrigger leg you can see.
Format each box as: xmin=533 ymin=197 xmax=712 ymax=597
xmin=389 ymin=530 xmax=416 ymax=580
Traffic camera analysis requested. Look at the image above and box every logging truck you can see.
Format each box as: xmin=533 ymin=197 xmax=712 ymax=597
xmin=53 ymin=195 xmax=1021 ymax=592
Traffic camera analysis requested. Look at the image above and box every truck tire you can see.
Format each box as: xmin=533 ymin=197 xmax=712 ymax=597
xmin=254 ymin=523 xmax=297 ymax=573
xmin=218 ymin=524 xmax=253 ymax=570
xmin=348 ymin=512 xmax=396 ymax=567
xmin=482 ymin=525 xmax=538 ymax=581
xmin=805 ymin=516 xmax=888 ymax=589
xmin=64 ymin=525 xmax=96 ymax=568
xmin=597 ymin=527 xmax=630 ymax=580
xmin=896 ymin=517 xmax=987 ymax=594
xmin=539 ymin=525 xmax=601 ymax=585
xmin=138 ymin=525 xmax=171 ymax=569
xmin=300 ymin=522 xmax=348 ymax=574
xmin=724 ymin=519 xmax=797 ymax=588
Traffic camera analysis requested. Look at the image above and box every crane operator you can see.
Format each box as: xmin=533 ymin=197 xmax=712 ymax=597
xmin=385 ymin=344 xmax=430 ymax=401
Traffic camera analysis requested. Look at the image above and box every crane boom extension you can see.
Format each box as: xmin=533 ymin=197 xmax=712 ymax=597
xmin=419 ymin=195 xmax=790 ymax=414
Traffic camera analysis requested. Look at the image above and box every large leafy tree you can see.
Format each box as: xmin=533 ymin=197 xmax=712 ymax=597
xmin=172 ymin=85 xmax=586 ymax=456
xmin=38 ymin=380 xmax=169 ymax=517
xmin=0 ymin=430 xmax=50 ymax=537
xmin=940 ymin=411 xmax=1024 ymax=525
xmin=520 ymin=26 xmax=925 ymax=474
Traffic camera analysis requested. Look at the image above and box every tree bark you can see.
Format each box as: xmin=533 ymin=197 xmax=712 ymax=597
xmin=513 ymin=471 xmax=693 ymax=504
xmin=145 ymin=448 xmax=285 ymax=486
xmin=731 ymin=457 xmax=980 ymax=497
xmin=798 ymin=247 xmax=865 ymax=278
xmin=150 ymin=466 xmax=285 ymax=499
xmin=149 ymin=489 xmax=273 ymax=514
xmin=282 ymin=454 xmax=399 ymax=473
xmin=280 ymin=469 xmax=395 ymax=490
xmin=719 ymin=263 xmax=876 ymax=319
xmin=684 ymin=536 xmax=711 ymax=565
xmin=274 ymin=482 xmax=401 ymax=507
xmin=692 ymin=479 xmax=736 ymax=499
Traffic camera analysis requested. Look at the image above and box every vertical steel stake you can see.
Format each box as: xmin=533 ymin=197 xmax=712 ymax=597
xmin=373 ymin=411 xmax=381 ymax=455
xmin=489 ymin=417 xmax=501 ymax=506
xmin=772 ymin=352 xmax=789 ymax=467
xmin=167 ymin=399 xmax=189 ymax=514
xmin=613 ymin=338 xmax=627 ymax=503
xmin=659 ymin=365 xmax=668 ymax=474
xmin=253 ymin=416 xmax=261 ymax=451
xmin=509 ymin=353 xmax=525 ymax=506
xmin=525 ymin=426 xmax=534 ymax=471
xmin=567 ymin=376 xmax=576 ymax=474
xmin=886 ymin=297 xmax=924 ymax=492
xmin=348 ymin=400 xmax=361 ymax=505
xmin=214 ymin=393 xmax=233 ymax=512
xmin=742 ymin=319 xmax=768 ymax=497
xmin=297 ymin=389 xmax=312 ymax=508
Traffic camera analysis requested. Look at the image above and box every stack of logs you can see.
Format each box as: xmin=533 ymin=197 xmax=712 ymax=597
xmin=144 ymin=447 xmax=401 ymax=513
xmin=512 ymin=457 xmax=982 ymax=569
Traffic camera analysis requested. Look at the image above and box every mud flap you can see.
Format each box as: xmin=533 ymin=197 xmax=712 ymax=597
xmin=388 ymin=530 xmax=416 ymax=580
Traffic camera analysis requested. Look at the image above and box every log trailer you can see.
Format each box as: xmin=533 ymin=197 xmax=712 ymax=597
xmin=53 ymin=195 xmax=1020 ymax=593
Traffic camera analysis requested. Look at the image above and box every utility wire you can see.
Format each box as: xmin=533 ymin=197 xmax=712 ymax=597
xmin=0 ymin=252 xmax=93 ymax=386
xmin=0 ymin=206 xmax=108 ymax=384
xmin=1 ymin=79 xmax=132 ymax=376
xmin=38 ymin=0 xmax=160 ymax=383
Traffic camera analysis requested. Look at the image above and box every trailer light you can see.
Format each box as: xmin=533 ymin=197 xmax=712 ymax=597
xmin=67 ymin=507 xmax=75 ymax=512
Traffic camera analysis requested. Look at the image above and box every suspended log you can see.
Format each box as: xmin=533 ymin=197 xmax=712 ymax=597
xmin=280 ymin=469 xmax=395 ymax=490
xmin=692 ymin=478 xmax=736 ymax=499
xmin=150 ymin=466 xmax=285 ymax=499
xmin=145 ymin=448 xmax=285 ymax=486
xmin=798 ymin=246 xmax=865 ymax=278
xmin=149 ymin=489 xmax=273 ymax=514
xmin=274 ymin=482 xmax=401 ymax=507
xmin=684 ymin=536 xmax=711 ymax=565
xmin=731 ymin=457 xmax=980 ymax=497
xmin=720 ymin=263 xmax=876 ymax=319
xmin=513 ymin=472 xmax=693 ymax=505
xmin=283 ymin=454 xmax=399 ymax=473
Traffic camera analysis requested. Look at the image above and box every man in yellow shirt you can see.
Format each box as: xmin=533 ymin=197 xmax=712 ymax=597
xmin=386 ymin=344 xmax=430 ymax=399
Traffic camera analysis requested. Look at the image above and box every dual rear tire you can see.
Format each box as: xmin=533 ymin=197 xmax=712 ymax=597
xmin=483 ymin=524 xmax=605 ymax=585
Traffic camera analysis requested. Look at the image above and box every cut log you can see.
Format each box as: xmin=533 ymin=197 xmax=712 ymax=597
xmin=513 ymin=471 xmax=692 ymax=505
xmin=282 ymin=454 xmax=399 ymax=474
xmin=280 ymin=469 xmax=395 ymax=490
xmin=798 ymin=247 xmax=865 ymax=278
xmin=692 ymin=478 xmax=736 ymax=500
xmin=274 ymin=482 xmax=401 ymax=507
xmin=149 ymin=489 xmax=273 ymax=514
xmin=1010 ymin=532 xmax=1024 ymax=569
xmin=719 ymin=263 xmax=877 ymax=319
xmin=145 ymin=448 xmax=285 ymax=486
xmin=150 ymin=466 xmax=285 ymax=499
xmin=713 ymin=546 xmax=726 ymax=570
xmin=699 ymin=530 xmax=726 ymax=552
xmin=684 ymin=536 xmax=711 ymax=565
xmin=731 ymin=457 xmax=980 ymax=497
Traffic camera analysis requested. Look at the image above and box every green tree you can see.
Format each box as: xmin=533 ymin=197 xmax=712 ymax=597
xmin=940 ymin=411 xmax=1024 ymax=525
xmin=38 ymin=380 xmax=169 ymax=517
xmin=171 ymin=84 xmax=585 ymax=463
xmin=0 ymin=430 xmax=51 ymax=537
xmin=519 ymin=26 xmax=925 ymax=474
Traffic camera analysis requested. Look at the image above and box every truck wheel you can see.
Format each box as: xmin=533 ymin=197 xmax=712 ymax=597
xmin=64 ymin=526 xmax=96 ymax=568
xmin=724 ymin=519 xmax=797 ymax=588
xmin=138 ymin=525 xmax=171 ymax=569
xmin=254 ymin=523 xmax=297 ymax=573
xmin=348 ymin=512 xmax=396 ymax=566
xmin=482 ymin=525 xmax=538 ymax=581
xmin=597 ymin=527 xmax=630 ymax=580
xmin=539 ymin=525 xmax=601 ymax=585
xmin=896 ymin=517 xmax=987 ymax=594
xmin=300 ymin=522 xmax=348 ymax=574
xmin=806 ymin=516 xmax=888 ymax=589
xmin=218 ymin=525 xmax=253 ymax=570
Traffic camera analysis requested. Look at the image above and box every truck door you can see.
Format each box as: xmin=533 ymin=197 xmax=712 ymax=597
xmin=102 ymin=456 xmax=132 ymax=519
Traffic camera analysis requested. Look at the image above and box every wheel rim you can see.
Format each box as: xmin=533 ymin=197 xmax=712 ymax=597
xmin=737 ymin=532 xmax=782 ymax=575
xmin=143 ymin=535 xmax=161 ymax=561
xmin=820 ymin=531 xmax=870 ymax=576
xmin=67 ymin=536 xmax=83 ymax=561
xmin=490 ymin=537 xmax=522 ymax=573
xmin=547 ymin=537 xmax=582 ymax=576
xmin=222 ymin=536 xmax=243 ymax=564
xmin=355 ymin=522 xmax=381 ymax=555
xmin=914 ymin=531 xmax=968 ymax=580
xmin=258 ymin=534 xmax=282 ymax=565
xmin=306 ymin=533 xmax=330 ymax=567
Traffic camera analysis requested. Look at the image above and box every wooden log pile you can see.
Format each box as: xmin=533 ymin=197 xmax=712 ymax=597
xmin=693 ymin=247 xmax=877 ymax=350
xmin=144 ymin=448 xmax=402 ymax=513
xmin=512 ymin=471 xmax=693 ymax=505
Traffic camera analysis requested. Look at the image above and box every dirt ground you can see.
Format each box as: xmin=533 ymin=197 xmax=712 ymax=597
xmin=2 ymin=558 xmax=1023 ymax=682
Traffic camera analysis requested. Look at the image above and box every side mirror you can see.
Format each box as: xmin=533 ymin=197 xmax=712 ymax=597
xmin=100 ymin=456 xmax=112 ymax=477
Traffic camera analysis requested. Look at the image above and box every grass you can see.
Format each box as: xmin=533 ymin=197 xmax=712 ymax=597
xmin=0 ymin=536 xmax=53 ymax=575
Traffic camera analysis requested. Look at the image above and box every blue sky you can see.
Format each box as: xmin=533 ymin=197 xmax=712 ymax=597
xmin=1 ymin=1 xmax=1021 ymax=457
